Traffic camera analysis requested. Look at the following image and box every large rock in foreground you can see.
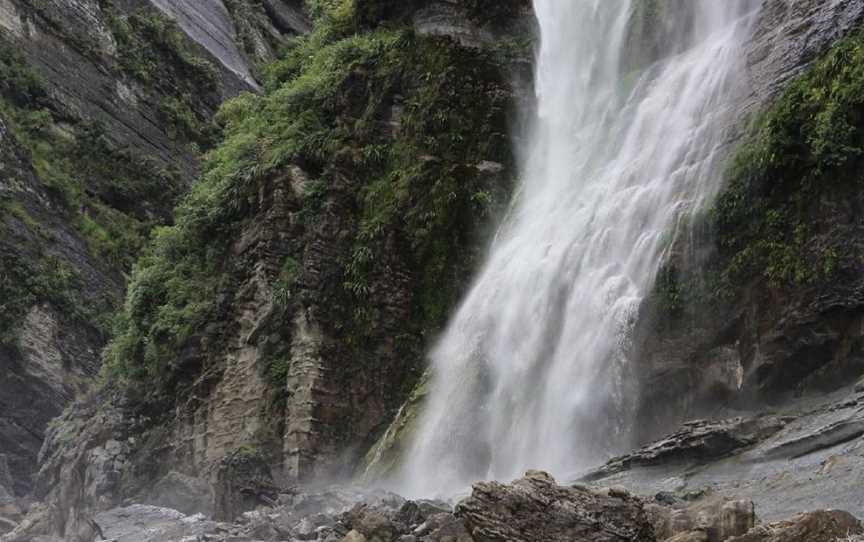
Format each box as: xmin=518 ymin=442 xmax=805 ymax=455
xmin=456 ymin=471 xmax=657 ymax=542
xmin=727 ymin=510 xmax=862 ymax=542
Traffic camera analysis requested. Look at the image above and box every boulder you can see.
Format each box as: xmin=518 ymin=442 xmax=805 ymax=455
xmin=145 ymin=471 xmax=213 ymax=517
xmin=343 ymin=504 xmax=398 ymax=542
xmin=343 ymin=531 xmax=367 ymax=542
xmin=417 ymin=512 xmax=472 ymax=541
xmin=456 ymin=471 xmax=656 ymax=542
xmin=726 ymin=510 xmax=862 ymax=542
xmin=649 ymin=497 xmax=756 ymax=541
xmin=213 ymin=450 xmax=277 ymax=520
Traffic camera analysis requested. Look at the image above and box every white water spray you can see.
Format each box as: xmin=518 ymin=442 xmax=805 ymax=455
xmin=399 ymin=1 xmax=759 ymax=497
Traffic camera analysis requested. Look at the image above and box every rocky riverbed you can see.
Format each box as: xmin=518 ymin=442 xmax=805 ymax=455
xmin=4 ymin=471 xmax=859 ymax=542
xmin=4 ymin=378 xmax=863 ymax=541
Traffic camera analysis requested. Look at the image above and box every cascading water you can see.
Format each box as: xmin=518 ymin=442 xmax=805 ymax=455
xmin=398 ymin=1 xmax=760 ymax=497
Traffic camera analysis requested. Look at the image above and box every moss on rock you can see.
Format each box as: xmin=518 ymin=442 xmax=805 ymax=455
xmin=713 ymin=30 xmax=864 ymax=292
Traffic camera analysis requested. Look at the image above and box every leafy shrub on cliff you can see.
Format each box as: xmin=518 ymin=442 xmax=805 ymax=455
xmin=713 ymin=31 xmax=864 ymax=289
xmin=0 ymin=43 xmax=47 ymax=109
xmin=104 ymin=0 xmax=514 ymax=393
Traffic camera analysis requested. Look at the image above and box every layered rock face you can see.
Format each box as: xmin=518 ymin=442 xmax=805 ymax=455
xmin=585 ymin=380 xmax=864 ymax=521
xmin=0 ymin=1 xmax=532 ymax=538
xmin=0 ymin=0 xmax=303 ymax=511
xmin=0 ymin=113 xmax=117 ymax=502
xmin=0 ymin=0 xmax=305 ymax=170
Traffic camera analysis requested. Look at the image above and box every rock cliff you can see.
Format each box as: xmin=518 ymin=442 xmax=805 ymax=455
xmin=0 ymin=0 xmax=304 ymax=515
xmin=633 ymin=0 xmax=864 ymax=442
xmin=1 ymin=0 xmax=533 ymax=539
xmin=3 ymin=0 xmax=864 ymax=541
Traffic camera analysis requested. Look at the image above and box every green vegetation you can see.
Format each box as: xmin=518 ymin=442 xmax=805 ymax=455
xmin=110 ymin=11 xmax=216 ymax=88
xmin=648 ymin=31 xmax=864 ymax=324
xmin=0 ymin=40 xmax=179 ymax=268
xmin=0 ymin=38 xmax=179 ymax=345
xmin=103 ymin=0 xmax=514 ymax=396
xmin=108 ymin=9 xmax=220 ymax=149
xmin=712 ymin=31 xmax=864 ymax=290
xmin=0 ymin=251 xmax=105 ymax=346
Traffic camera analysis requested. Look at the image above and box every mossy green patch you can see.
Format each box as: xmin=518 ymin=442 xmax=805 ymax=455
xmin=712 ymin=31 xmax=864 ymax=291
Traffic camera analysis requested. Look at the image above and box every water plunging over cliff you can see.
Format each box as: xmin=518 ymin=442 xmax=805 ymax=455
xmin=399 ymin=1 xmax=759 ymax=497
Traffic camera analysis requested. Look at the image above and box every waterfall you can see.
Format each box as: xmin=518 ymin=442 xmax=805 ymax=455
xmin=398 ymin=0 xmax=760 ymax=497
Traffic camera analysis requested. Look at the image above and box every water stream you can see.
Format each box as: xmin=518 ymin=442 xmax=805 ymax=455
xmin=400 ymin=0 xmax=760 ymax=497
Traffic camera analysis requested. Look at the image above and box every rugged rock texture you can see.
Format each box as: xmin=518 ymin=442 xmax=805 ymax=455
xmin=727 ymin=510 xmax=862 ymax=542
xmin=585 ymin=382 xmax=864 ymax=522
xmin=0 ymin=116 xmax=119 ymax=498
xmin=649 ymin=496 xmax=756 ymax=542
xmin=2 ymin=482 xmax=466 ymax=542
xmin=2 ymin=1 xmax=530 ymax=538
xmin=0 ymin=0 xmax=308 ymax=170
xmin=0 ymin=0 xmax=300 ymax=508
xmin=582 ymin=417 xmax=786 ymax=482
xmin=3 ymin=471 xmax=817 ymax=542
xmin=746 ymin=0 xmax=864 ymax=104
xmin=456 ymin=471 xmax=657 ymax=542
xmin=3 ymin=0 xmax=218 ymax=175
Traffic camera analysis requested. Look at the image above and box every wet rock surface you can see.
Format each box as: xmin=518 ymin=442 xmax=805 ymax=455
xmin=746 ymin=0 xmax=864 ymax=103
xmin=585 ymin=383 xmax=864 ymax=522
xmin=0 ymin=0 xmax=301 ymax=506
xmin=583 ymin=417 xmax=787 ymax=482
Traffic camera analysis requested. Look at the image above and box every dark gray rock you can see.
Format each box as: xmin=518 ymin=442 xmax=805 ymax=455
xmin=746 ymin=0 xmax=864 ymax=105
xmin=586 ymin=385 xmax=864 ymax=522
xmin=0 ymin=116 xmax=119 ymax=498
xmin=0 ymin=456 xmax=12 ymax=499
xmin=755 ymin=417 xmax=864 ymax=461
xmin=583 ymin=417 xmax=786 ymax=481
xmin=214 ymin=450 xmax=278 ymax=521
